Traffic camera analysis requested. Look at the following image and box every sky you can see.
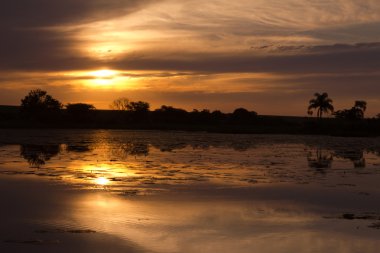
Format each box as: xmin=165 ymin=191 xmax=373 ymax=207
xmin=1 ymin=0 xmax=380 ymax=116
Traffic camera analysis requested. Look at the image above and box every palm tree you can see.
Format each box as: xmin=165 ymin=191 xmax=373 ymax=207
xmin=308 ymin=92 xmax=334 ymax=118
xmin=355 ymin=100 xmax=367 ymax=112
xmin=353 ymin=100 xmax=367 ymax=119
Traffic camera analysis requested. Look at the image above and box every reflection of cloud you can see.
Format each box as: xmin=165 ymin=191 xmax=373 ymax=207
xmin=72 ymin=192 xmax=380 ymax=253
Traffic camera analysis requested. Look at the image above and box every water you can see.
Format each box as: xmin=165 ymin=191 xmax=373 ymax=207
xmin=0 ymin=129 xmax=379 ymax=252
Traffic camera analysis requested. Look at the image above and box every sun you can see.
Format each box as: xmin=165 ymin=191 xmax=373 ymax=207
xmin=87 ymin=69 xmax=120 ymax=87
xmin=90 ymin=69 xmax=118 ymax=79
xmin=63 ymin=69 xmax=138 ymax=90
xmin=95 ymin=177 xmax=110 ymax=186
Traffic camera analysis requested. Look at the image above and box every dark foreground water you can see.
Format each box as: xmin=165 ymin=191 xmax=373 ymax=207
xmin=0 ymin=129 xmax=380 ymax=253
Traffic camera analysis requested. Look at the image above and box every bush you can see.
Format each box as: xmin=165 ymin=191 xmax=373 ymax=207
xmin=20 ymin=89 xmax=62 ymax=121
xmin=66 ymin=103 xmax=96 ymax=122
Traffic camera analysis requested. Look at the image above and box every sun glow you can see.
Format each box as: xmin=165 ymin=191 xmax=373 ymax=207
xmin=61 ymin=69 xmax=147 ymax=90
xmin=95 ymin=177 xmax=110 ymax=186
xmin=90 ymin=69 xmax=118 ymax=79
xmin=87 ymin=69 xmax=123 ymax=88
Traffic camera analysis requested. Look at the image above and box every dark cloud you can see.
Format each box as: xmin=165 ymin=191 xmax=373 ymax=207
xmin=300 ymin=22 xmax=380 ymax=43
xmin=112 ymin=44 xmax=380 ymax=74
xmin=0 ymin=0 xmax=155 ymax=71
xmin=0 ymin=28 xmax=98 ymax=71
xmin=253 ymin=42 xmax=380 ymax=53
xmin=0 ymin=0 xmax=153 ymax=28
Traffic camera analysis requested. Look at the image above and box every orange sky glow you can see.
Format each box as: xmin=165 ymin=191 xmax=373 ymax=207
xmin=1 ymin=0 xmax=380 ymax=116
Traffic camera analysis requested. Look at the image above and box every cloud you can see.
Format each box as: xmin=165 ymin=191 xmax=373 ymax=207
xmin=0 ymin=0 xmax=154 ymax=28
xmin=110 ymin=42 xmax=380 ymax=74
xmin=252 ymin=42 xmax=380 ymax=53
xmin=1 ymin=0 xmax=380 ymax=116
xmin=2 ymin=0 xmax=380 ymax=73
xmin=0 ymin=0 xmax=156 ymax=71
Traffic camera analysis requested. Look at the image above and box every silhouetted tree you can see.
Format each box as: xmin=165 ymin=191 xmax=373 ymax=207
xmin=21 ymin=89 xmax=62 ymax=120
xmin=333 ymin=100 xmax=367 ymax=120
xmin=66 ymin=103 xmax=96 ymax=122
xmin=210 ymin=110 xmax=225 ymax=123
xmin=353 ymin=100 xmax=367 ymax=119
xmin=154 ymin=105 xmax=188 ymax=124
xmin=333 ymin=109 xmax=351 ymax=119
xmin=110 ymin=97 xmax=129 ymax=111
xmin=377 ymin=113 xmax=380 ymax=119
xmin=308 ymin=92 xmax=334 ymax=118
xmin=127 ymin=101 xmax=150 ymax=112
xmin=231 ymin=108 xmax=258 ymax=124
xmin=156 ymin=105 xmax=187 ymax=114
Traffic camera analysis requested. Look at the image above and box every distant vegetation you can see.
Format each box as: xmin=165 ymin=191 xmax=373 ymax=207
xmin=0 ymin=89 xmax=379 ymax=136
xmin=307 ymin=93 xmax=371 ymax=121
xmin=333 ymin=101 xmax=367 ymax=120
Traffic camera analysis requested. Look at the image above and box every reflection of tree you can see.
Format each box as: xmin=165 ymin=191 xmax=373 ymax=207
xmin=152 ymin=143 xmax=188 ymax=152
xmin=20 ymin=144 xmax=61 ymax=168
xmin=122 ymin=142 xmax=149 ymax=156
xmin=368 ymin=147 xmax=380 ymax=158
xmin=307 ymin=148 xmax=333 ymax=172
xmin=230 ymin=141 xmax=252 ymax=152
xmin=191 ymin=143 xmax=210 ymax=150
xmin=334 ymin=149 xmax=366 ymax=168
xmin=150 ymin=141 xmax=254 ymax=152
xmin=308 ymin=147 xmax=368 ymax=170
xmin=67 ymin=145 xmax=91 ymax=153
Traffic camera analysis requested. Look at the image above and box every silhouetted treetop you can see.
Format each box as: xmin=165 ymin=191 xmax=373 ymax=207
xmin=333 ymin=100 xmax=367 ymax=120
xmin=21 ymin=89 xmax=62 ymax=120
xmin=66 ymin=103 xmax=95 ymax=112
xmin=21 ymin=89 xmax=62 ymax=110
xmin=231 ymin=108 xmax=258 ymax=123
xmin=355 ymin=100 xmax=367 ymax=112
xmin=66 ymin=103 xmax=96 ymax=122
xmin=308 ymin=92 xmax=334 ymax=118
xmin=127 ymin=101 xmax=150 ymax=112
xmin=110 ymin=97 xmax=129 ymax=111
xmin=156 ymin=105 xmax=187 ymax=114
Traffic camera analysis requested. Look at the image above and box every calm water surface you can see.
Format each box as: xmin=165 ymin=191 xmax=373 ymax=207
xmin=0 ymin=130 xmax=380 ymax=253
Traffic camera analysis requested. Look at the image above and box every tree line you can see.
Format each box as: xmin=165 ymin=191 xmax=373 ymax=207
xmin=19 ymin=89 xmax=259 ymax=126
xmin=0 ymin=88 xmax=376 ymax=135
xmin=307 ymin=92 xmax=376 ymax=120
xmin=20 ymin=89 xmax=378 ymax=122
